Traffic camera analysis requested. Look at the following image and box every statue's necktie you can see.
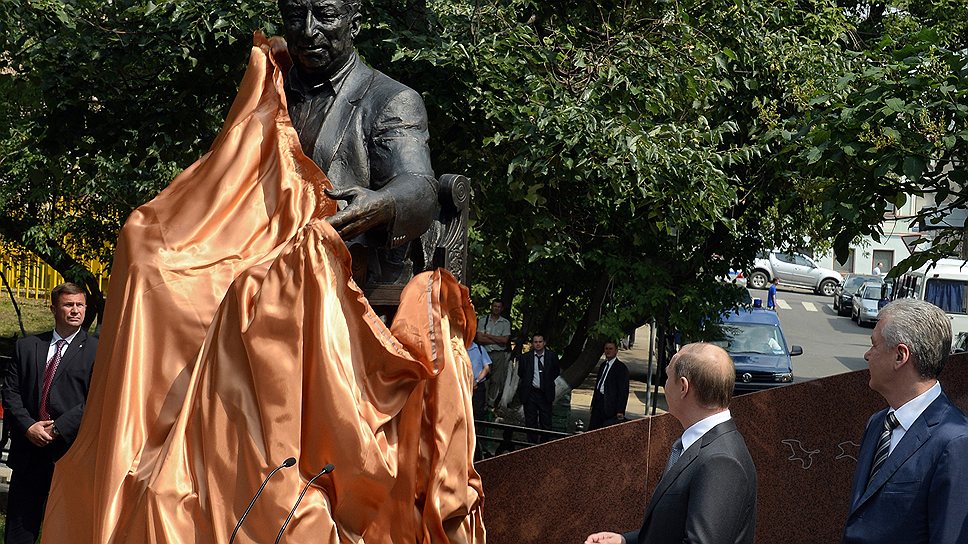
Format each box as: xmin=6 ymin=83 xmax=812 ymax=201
xmin=40 ymin=339 xmax=67 ymax=421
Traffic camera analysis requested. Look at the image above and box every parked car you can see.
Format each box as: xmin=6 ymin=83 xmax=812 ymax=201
xmin=833 ymin=274 xmax=880 ymax=316
xmin=708 ymin=307 xmax=802 ymax=394
xmin=851 ymin=281 xmax=887 ymax=326
xmin=748 ymin=250 xmax=843 ymax=296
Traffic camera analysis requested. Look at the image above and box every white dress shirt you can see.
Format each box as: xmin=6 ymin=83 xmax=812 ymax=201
xmin=887 ymin=381 xmax=941 ymax=454
xmin=680 ymin=409 xmax=732 ymax=452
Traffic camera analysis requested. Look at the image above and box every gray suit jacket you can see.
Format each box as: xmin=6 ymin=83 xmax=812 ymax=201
xmin=286 ymin=52 xmax=438 ymax=251
xmin=623 ymin=419 xmax=757 ymax=544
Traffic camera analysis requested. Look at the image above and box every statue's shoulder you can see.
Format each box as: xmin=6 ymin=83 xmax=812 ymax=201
xmin=352 ymin=59 xmax=423 ymax=106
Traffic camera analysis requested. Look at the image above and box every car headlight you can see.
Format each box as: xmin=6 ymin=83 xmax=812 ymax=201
xmin=773 ymin=373 xmax=793 ymax=383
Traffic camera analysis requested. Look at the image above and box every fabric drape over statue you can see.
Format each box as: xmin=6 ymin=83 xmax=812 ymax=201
xmin=42 ymin=33 xmax=485 ymax=543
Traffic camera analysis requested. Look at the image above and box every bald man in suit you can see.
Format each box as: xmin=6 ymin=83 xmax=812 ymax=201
xmin=585 ymin=343 xmax=757 ymax=544
xmin=2 ymin=283 xmax=97 ymax=544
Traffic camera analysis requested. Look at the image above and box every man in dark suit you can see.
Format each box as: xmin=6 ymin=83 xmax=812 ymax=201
xmin=280 ymin=0 xmax=438 ymax=284
xmin=2 ymin=283 xmax=98 ymax=544
xmin=842 ymin=299 xmax=968 ymax=544
xmin=517 ymin=334 xmax=559 ymax=443
xmin=585 ymin=343 xmax=757 ymax=544
xmin=589 ymin=340 xmax=630 ymax=430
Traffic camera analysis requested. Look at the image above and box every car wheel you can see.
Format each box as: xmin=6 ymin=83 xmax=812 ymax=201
xmin=749 ymin=271 xmax=769 ymax=290
xmin=818 ymin=279 xmax=838 ymax=297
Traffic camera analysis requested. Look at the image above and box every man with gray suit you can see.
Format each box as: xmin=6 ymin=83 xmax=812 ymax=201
xmin=843 ymin=299 xmax=968 ymax=543
xmin=280 ymin=0 xmax=438 ymax=285
xmin=585 ymin=343 xmax=757 ymax=544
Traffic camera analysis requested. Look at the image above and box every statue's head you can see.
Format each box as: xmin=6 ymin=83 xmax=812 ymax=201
xmin=279 ymin=0 xmax=362 ymax=82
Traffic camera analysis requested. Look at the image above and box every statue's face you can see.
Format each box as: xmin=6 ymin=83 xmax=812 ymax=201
xmin=280 ymin=0 xmax=360 ymax=81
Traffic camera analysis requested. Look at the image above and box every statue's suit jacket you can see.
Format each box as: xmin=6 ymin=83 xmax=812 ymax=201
xmin=2 ymin=329 xmax=97 ymax=467
xmin=623 ymin=419 xmax=757 ymax=544
xmin=843 ymin=391 xmax=968 ymax=544
xmin=286 ymin=53 xmax=438 ymax=250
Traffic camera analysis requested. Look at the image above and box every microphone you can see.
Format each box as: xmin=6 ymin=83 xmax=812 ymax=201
xmin=274 ymin=463 xmax=336 ymax=544
xmin=229 ymin=457 xmax=297 ymax=544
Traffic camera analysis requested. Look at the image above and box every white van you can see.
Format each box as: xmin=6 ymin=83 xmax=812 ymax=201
xmin=891 ymin=258 xmax=968 ymax=343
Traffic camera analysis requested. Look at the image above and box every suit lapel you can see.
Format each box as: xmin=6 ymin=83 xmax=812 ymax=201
xmin=313 ymin=56 xmax=374 ymax=175
xmin=852 ymin=395 xmax=947 ymax=512
xmin=33 ymin=332 xmax=53 ymax=399
xmin=51 ymin=330 xmax=88 ymax=386
xmin=849 ymin=411 xmax=882 ymax=510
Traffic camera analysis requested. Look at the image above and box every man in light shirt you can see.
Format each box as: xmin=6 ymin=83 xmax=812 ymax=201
xmin=842 ymin=299 xmax=968 ymax=544
xmin=585 ymin=343 xmax=757 ymax=544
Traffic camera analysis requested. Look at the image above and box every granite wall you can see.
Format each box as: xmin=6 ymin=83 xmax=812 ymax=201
xmin=476 ymin=355 xmax=968 ymax=543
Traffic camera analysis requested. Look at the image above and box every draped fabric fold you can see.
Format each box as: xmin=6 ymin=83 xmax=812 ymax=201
xmin=42 ymin=33 xmax=484 ymax=543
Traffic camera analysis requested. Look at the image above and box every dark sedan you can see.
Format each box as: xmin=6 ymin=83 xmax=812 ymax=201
xmin=833 ymin=274 xmax=879 ymax=316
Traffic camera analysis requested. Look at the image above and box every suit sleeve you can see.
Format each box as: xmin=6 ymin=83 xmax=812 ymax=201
xmin=685 ymin=452 xmax=756 ymax=543
xmin=928 ymin=433 xmax=968 ymax=542
xmin=370 ymin=87 xmax=438 ymax=248
xmin=52 ymin=339 xmax=96 ymax=443
xmin=2 ymin=340 xmax=35 ymax=435
xmin=616 ymin=364 xmax=630 ymax=416
xmin=52 ymin=396 xmax=86 ymax=443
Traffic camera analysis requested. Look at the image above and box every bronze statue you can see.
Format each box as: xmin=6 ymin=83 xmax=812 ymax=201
xmin=280 ymin=0 xmax=439 ymax=285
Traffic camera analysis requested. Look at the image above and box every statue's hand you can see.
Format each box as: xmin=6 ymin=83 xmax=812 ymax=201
xmin=324 ymin=186 xmax=394 ymax=241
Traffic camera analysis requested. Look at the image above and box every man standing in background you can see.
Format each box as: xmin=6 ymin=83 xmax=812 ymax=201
xmin=3 ymin=283 xmax=97 ymax=544
xmin=517 ymin=334 xmax=560 ymax=443
xmin=589 ymin=341 xmax=630 ymax=430
xmin=477 ymin=300 xmax=511 ymax=410
xmin=767 ymin=278 xmax=779 ymax=311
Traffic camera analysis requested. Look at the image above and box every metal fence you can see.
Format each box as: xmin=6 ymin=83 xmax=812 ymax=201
xmin=0 ymin=253 xmax=110 ymax=300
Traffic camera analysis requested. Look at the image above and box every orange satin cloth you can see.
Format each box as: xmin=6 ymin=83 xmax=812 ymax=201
xmin=43 ymin=33 xmax=485 ymax=543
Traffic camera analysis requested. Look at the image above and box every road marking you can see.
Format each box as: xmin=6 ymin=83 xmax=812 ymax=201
xmin=802 ymin=302 xmax=818 ymax=312
xmin=777 ymin=299 xmax=792 ymax=310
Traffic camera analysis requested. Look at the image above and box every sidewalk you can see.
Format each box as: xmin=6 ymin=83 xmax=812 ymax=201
xmin=565 ymin=324 xmax=668 ymax=431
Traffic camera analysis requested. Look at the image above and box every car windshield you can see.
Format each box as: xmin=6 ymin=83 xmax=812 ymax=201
xmin=845 ymin=276 xmax=875 ymax=292
xmin=711 ymin=323 xmax=787 ymax=355
xmin=862 ymin=286 xmax=882 ymax=299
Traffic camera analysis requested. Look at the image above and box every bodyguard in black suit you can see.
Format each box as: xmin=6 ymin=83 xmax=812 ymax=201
xmin=517 ymin=334 xmax=560 ymax=443
xmin=586 ymin=343 xmax=757 ymax=544
xmin=842 ymin=299 xmax=968 ymax=543
xmin=589 ymin=340 xmax=630 ymax=430
xmin=2 ymin=283 xmax=97 ymax=544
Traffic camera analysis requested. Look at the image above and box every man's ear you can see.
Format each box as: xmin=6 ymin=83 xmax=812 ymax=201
xmin=895 ymin=342 xmax=911 ymax=370
xmin=679 ymin=376 xmax=690 ymax=398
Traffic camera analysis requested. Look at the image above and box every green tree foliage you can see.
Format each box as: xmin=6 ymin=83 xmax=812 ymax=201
xmin=5 ymin=0 xmax=961 ymax=383
xmin=793 ymin=5 xmax=968 ymax=272
xmin=0 ymin=0 xmax=279 ymax=323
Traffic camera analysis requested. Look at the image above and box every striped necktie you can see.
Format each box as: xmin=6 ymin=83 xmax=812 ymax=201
xmin=867 ymin=411 xmax=900 ymax=487
xmin=664 ymin=439 xmax=683 ymax=474
xmin=40 ymin=339 xmax=67 ymax=421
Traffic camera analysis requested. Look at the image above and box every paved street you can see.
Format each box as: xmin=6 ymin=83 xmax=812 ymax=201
xmin=566 ymin=286 xmax=875 ymax=430
xmin=757 ymin=287 xmax=872 ymax=382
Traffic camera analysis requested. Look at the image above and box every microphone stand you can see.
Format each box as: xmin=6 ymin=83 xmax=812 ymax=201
xmin=229 ymin=456 xmax=297 ymax=544
xmin=274 ymin=464 xmax=336 ymax=544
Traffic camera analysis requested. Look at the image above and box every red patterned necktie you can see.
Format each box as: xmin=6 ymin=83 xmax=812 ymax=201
xmin=39 ymin=339 xmax=66 ymax=421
